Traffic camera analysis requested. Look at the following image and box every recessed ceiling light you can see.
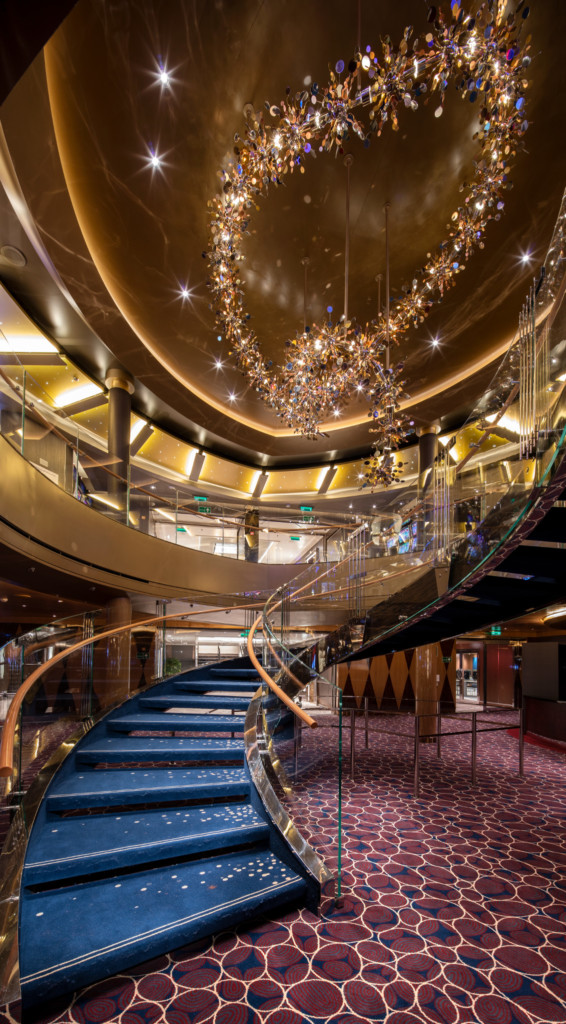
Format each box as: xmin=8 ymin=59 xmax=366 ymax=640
xmin=214 ymin=359 xmax=224 ymax=370
xmin=228 ymin=392 xmax=237 ymax=402
xmin=158 ymin=68 xmax=170 ymax=87
xmin=0 ymin=334 xmax=57 ymax=354
xmin=431 ymin=336 xmax=440 ymax=346
xmin=54 ymin=382 xmax=103 ymax=408
xmin=520 ymin=251 xmax=532 ymax=264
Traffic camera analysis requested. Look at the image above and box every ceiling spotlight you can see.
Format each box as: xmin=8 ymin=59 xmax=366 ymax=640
xmin=159 ymin=68 xmax=170 ymax=87
xmin=431 ymin=336 xmax=440 ymax=347
xmin=228 ymin=391 xmax=237 ymax=402
xmin=520 ymin=251 xmax=532 ymax=264
xmin=145 ymin=147 xmax=165 ymax=173
xmin=214 ymin=359 xmax=224 ymax=370
xmin=333 ymin=408 xmax=340 ymax=417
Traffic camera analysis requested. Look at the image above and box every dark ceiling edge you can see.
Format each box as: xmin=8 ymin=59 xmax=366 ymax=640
xmin=0 ymin=0 xmax=79 ymax=105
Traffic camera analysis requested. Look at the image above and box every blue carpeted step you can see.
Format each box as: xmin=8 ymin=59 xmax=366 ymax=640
xmin=45 ymin=767 xmax=250 ymax=812
xmin=139 ymin=694 xmax=251 ymax=712
xmin=173 ymin=679 xmax=259 ymax=693
xmin=107 ymin=713 xmax=246 ymax=734
xmin=20 ymin=850 xmax=306 ymax=1006
xmin=23 ymin=804 xmax=269 ymax=885
xmin=209 ymin=668 xmax=260 ymax=679
xmin=75 ymin=736 xmax=244 ymax=766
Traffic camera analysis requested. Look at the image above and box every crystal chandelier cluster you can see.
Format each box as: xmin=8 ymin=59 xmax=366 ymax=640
xmin=207 ymin=0 xmax=531 ymax=486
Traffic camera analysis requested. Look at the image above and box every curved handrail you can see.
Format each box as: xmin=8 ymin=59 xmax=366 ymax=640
xmin=246 ymin=615 xmax=317 ymax=729
xmin=0 ymin=600 xmax=272 ymax=777
xmin=262 ymin=629 xmax=308 ymax=693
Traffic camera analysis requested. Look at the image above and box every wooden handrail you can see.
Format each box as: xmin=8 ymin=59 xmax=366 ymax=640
xmin=0 ymin=601 xmax=264 ymax=778
xmin=246 ymin=615 xmax=317 ymax=729
xmin=262 ymin=629 xmax=308 ymax=693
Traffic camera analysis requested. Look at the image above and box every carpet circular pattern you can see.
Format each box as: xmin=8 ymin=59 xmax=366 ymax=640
xmin=2 ymin=718 xmax=565 ymax=1024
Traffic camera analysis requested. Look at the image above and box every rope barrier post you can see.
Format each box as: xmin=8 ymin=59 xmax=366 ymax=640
xmin=519 ymin=703 xmax=525 ymax=778
xmin=294 ymin=717 xmax=299 ymax=777
xmin=365 ymin=697 xmax=369 ymax=749
xmin=436 ymin=700 xmax=441 ymax=759
xmin=350 ymin=708 xmax=356 ymax=777
xmin=471 ymin=712 xmax=477 ymax=786
xmin=414 ymin=715 xmax=420 ymax=798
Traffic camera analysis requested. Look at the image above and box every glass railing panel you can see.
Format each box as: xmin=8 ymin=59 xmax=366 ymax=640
xmin=357 ymin=190 xmax=566 ymax=649
xmin=257 ymin=618 xmax=343 ymax=900
xmin=0 ymin=364 xmax=25 ymax=454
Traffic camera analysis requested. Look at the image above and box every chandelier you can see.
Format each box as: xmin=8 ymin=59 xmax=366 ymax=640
xmin=207 ymin=0 xmax=531 ymax=486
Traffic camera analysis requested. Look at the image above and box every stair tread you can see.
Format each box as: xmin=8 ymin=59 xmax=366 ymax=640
xmin=24 ymin=804 xmax=268 ymax=881
xmin=108 ymin=713 xmax=246 ymax=732
xmin=174 ymin=680 xmax=258 ymax=693
xmin=140 ymin=695 xmax=250 ymax=711
xmin=76 ymin=736 xmax=244 ymax=763
xmin=46 ymin=767 xmax=249 ymax=809
xmin=20 ymin=850 xmax=306 ymax=1002
xmin=209 ymin=668 xmax=260 ymax=679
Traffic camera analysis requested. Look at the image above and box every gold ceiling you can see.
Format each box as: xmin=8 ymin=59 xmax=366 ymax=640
xmin=0 ymin=0 xmax=565 ymax=463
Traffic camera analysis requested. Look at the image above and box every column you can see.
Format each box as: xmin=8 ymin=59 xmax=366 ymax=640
xmin=417 ymin=424 xmax=440 ymax=551
xmin=105 ymin=369 xmax=134 ymax=519
xmin=413 ymin=643 xmax=439 ymax=742
xmin=244 ymin=508 xmax=259 ymax=563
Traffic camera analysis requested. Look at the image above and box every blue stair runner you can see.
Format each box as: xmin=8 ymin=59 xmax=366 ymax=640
xmin=19 ymin=658 xmax=311 ymax=1010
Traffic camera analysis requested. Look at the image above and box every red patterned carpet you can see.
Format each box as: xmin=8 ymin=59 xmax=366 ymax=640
xmin=2 ymin=717 xmax=565 ymax=1024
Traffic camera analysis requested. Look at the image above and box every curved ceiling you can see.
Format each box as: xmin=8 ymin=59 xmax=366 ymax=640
xmin=1 ymin=0 xmax=565 ymax=464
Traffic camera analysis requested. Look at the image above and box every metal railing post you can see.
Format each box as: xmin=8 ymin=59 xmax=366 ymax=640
xmin=471 ymin=712 xmax=477 ymax=786
xmin=436 ymin=700 xmax=441 ymax=759
xmin=364 ymin=697 xmax=369 ymax=749
xmin=414 ymin=716 xmax=420 ymax=798
xmin=519 ymin=703 xmax=525 ymax=778
xmin=294 ymin=717 xmax=299 ymax=776
xmin=350 ymin=708 xmax=356 ymax=776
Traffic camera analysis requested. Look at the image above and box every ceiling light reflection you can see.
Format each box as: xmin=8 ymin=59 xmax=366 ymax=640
xmin=54 ymin=382 xmax=103 ymax=408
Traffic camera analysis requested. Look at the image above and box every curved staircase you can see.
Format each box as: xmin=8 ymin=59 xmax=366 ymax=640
xmin=18 ymin=659 xmax=312 ymax=1011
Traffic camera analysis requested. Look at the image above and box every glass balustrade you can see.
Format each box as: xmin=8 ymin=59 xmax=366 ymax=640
xmin=0 ymin=597 xmax=340 ymax=1005
xmin=0 ymin=364 xmax=425 ymax=564
xmin=359 ymin=186 xmax=566 ymax=649
xmin=259 ymin=582 xmax=345 ymax=901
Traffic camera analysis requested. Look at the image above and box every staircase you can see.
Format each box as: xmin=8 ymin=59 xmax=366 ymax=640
xmin=18 ymin=659 xmax=311 ymax=1011
xmin=360 ymin=475 xmax=566 ymax=657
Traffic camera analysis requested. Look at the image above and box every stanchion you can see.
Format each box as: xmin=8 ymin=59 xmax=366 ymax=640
xmin=364 ymin=697 xmax=369 ymax=749
xmin=294 ymin=718 xmax=299 ymax=776
xmin=471 ymin=712 xmax=477 ymax=786
xmin=519 ymin=704 xmax=525 ymax=778
xmin=350 ymin=709 xmax=356 ymax=776
xmin=436 ymin=700 xmax=441 ymax=759
xmin=414 ymin=716 xmax=420 ymax=798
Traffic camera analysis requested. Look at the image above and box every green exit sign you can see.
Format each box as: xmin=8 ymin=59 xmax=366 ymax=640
xmin=300 ymin=506 xmax=313 ymax=512
xmin=194 ymin=495 xmax=208 ymax=502
xmin=491 ymin=626 xmax=502 ymax=636
xmin=290 ymin=535 xmax=301 ymax=541
xmin=240 ymin=630 xmax=249 ymax=637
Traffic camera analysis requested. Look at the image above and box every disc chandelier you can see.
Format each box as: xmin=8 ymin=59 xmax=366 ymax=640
xmin=207 ymin=0 xmax=531 ymax=486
